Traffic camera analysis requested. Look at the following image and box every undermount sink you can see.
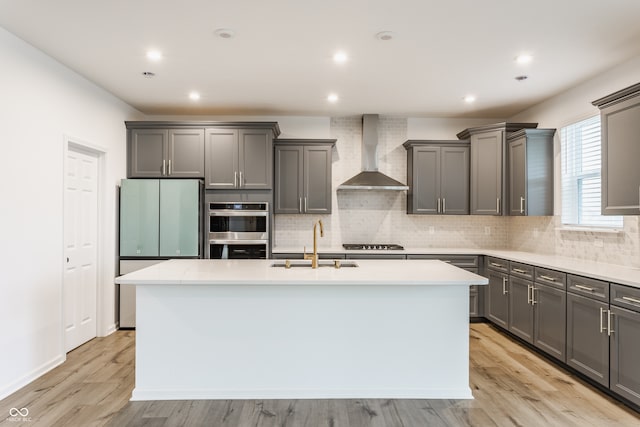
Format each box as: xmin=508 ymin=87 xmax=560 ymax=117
xmin=271 ymin=260 xmax=358 ymax=269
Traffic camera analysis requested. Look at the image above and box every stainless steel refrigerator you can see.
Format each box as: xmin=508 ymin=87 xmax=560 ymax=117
xmin=118 ymin=179 xmax=202 ymax=328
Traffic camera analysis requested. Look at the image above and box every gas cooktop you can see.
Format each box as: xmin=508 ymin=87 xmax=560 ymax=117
xmin=342 ymin=244 xmax=405 ymax=251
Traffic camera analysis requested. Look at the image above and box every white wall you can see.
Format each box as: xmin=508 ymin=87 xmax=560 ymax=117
xmin=508 ymin=55 xmax=640 ymax=267
xmin=0 ymin=26 xmax=141 ymax=399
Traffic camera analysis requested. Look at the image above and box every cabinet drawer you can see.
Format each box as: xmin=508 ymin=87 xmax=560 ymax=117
xmin=611 ymin=284 xmax=640 ymax=313
xmin=534 ymin=267 xmax=566 ymax=289
xmin=406 ymin=254 xmax=478 ymax=268
xmin=567 ymin=274 xmax=609 ymax=302
xmin=486 ymin=257 xmax=509 ymax=273
xmin=510 ymin=261 xmax=534 ymax=280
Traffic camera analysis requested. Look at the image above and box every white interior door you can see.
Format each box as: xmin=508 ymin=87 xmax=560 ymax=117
xmin=64 ymin=147 xmax=99 ymax=352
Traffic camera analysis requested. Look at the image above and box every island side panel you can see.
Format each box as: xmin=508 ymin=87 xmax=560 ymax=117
xmin=132 ymin=283 xmax=472 ymax=400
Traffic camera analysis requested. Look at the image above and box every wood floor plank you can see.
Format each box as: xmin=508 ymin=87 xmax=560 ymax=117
xmin=1 ymin=324 xmax=639 ymax=427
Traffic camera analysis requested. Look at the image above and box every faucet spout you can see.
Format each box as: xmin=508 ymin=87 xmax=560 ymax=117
xmin=304 ymin=219 xmax=324 ymax=268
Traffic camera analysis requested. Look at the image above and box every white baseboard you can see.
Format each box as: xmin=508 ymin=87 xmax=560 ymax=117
xmin=0 ymin=354 xmax=66 ymax=401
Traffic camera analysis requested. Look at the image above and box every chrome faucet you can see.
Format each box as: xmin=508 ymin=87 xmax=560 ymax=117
xmin=303 ymin=219 xmax=324 ymax=268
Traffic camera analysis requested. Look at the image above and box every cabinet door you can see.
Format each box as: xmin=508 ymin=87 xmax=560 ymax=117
xmin=159 ymin=180 xmax=200 ymax=257
xmin=509 ymin=136 xmax=527 ymax=215
xmin=440 ymin=146 xmax=469 ymax=215
xmin=274 ymin=145 xmax=303 ymax=213
xmin=601 ymin=96 xmax=640 ymax=215
xmin=239 ymin=129 xmax=272 ymax=189
xmin=205 ymin=128 xmax=238 ymax=189
xmin=119 ymin=179 xmax=160 ymax=256
xmin=128 ymin=129 xmax=167 ymax=177
xmin=487 ymin=269 xmax=509 ymax=329
xmin=566 ymin=292 xmax=610 ymax=387
xmin=304 ymin=145 xmax=332 ymax=214
xmin=167 ymin=129 xmax=204 ymax=178
xmin=470 ymin=130 xmax=504 ymax=215
xmin=509 ymin=276 xmax=534 ymax=343
xmin=411 ymin=147 xmax=440 ymax=214
xmin=610 ymin=305 xmax=640 ymax=406
xmin=533 ymin=283 xmax=566 ymax=362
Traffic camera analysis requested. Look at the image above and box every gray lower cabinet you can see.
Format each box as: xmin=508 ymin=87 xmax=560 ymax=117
xmin=128 ymin=128 xmax=205 ymax=178
xmin=533 ymin=267 xmax=567 ymax=363
xmin=566 ymin=274 xmax=611 ymax=387
xmin=592 ymin=83 xmax=640 ymax=215
xmin=403 ymin=140 xmax=470 ymax=215
xmin=509 ymin=275 xmax=534 ymax=341
xmin=274 ymin=139 xmax=335 ymax=214
xmin=609 ymin=284 xmax=640 ymax=406
xmin=486 ymin=265 xmax=509 ymax=329
xmin=507 ymin=129 xmax=555 ymax=216
xmin=206 ymin=128 xmax=274 ymax=190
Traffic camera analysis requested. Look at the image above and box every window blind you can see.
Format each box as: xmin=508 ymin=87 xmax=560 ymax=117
xmin=561 ymin=115 xmax=623 ymax=228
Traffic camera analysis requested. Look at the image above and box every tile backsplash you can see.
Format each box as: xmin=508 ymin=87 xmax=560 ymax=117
xmin=274 ymin=115 xmax=640 ymax=268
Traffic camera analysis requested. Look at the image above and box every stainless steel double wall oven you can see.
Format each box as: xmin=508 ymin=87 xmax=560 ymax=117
xmin=206 ymin=201 xmax=269 ymax=259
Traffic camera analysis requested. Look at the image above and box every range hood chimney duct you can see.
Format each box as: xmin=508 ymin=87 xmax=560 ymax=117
xmin=337 ymin=114 xmax=409 ymax=191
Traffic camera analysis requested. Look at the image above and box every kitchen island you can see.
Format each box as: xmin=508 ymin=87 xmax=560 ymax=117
xmin=115 ymin=259 xmax=487 ymax=401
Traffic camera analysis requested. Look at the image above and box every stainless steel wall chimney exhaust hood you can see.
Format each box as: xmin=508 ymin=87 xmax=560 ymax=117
xmin=337 ymin=114 xmax=409 ymax=191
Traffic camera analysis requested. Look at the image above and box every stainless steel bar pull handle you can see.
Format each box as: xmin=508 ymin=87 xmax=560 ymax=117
xmin=304 ymin=197 xmax=307 ymax=212
xmin=520 ymin=196 xmax=525 ymax=214
xmin=527 ymin=284 xmax=532 ymax=304
xmin=299 ymin=198 xmax=302 ymax=213
xmin=239 ymin=171 xmax=243 ymax=187
xmin=539 ymin=275 xmax=556 ymax=282
xmin=532 ymin=287 xmax=538 ymax=305
xmin=607 ymin=310 xmax=614 ymax=336
xmin=437 ymin=198 xmax=441 ymax=213
xmin=442 ymin=198 xmax=446 ymax=213
xmin=234 ymin=171 xmax=238 ymax=188
xmin=599 ymin=307 xmax=605 ymax=333
xmin=496 ymin=198 xmax=500 ymax=214
xmin=622 ymin=296 xmax=640 ymax=305
xmin=168 ymin=159 xmax=172 ymax=175
xmin=513 ymin=268 xmax=527 ymax=274
xmin=162 ymin=159 xmax=166 ymax=176
xmin=575 ymin=284 xmax=595 ymax=292
xmin=490 ymin=262 xmax=504 ymax=268
xmin=502 ymin=277 xmax=508 ymax=295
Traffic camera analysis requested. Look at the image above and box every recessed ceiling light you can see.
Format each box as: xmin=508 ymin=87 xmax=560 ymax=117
xmin=189 ymin=91 xmax=201 ymax=101
xmin=463 ymin=95 xmax=476 ymax=104
xmin=327 ymin=93 xmax=339 ymax=103
xmin=142 ymin=71 xmax=156 ymax=78
xmin=515 ymin=75 xmax=529 ymax=81
xmin=333 ymin=51 xmax=348 ymax=64
xmin=146 ymin=50 xmax=162 ymax=61
xmin=515 ymin=54 xmax=533 ymax=64
xmin=214 ymin=28 xmax=235 ymax=39
xmin=375 ymin=31 xmax=395 ymax=41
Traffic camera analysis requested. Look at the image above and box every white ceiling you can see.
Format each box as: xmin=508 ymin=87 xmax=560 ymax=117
xmin=1 ymin=0 xmax=640 ymax=118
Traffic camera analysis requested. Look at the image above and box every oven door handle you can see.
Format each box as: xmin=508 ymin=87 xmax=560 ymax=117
xmin=208 ymin=211 xmax=269 ymax=217
xmin=209 ymin=239 xmax=269 ymax=245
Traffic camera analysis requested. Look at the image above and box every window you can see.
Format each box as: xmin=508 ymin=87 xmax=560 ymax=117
xmin=561 ymin=115 xmax=623 ymax=228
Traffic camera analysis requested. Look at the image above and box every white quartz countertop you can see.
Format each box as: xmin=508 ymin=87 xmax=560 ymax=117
xmin=115 ymin=259 xmax=488 ymax=287
xmin=272 ymin=246 xmax=640 ymax=289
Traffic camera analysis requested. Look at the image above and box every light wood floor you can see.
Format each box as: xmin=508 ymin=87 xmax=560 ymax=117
xmin=1 ymin=324 xmax=638 ymax=427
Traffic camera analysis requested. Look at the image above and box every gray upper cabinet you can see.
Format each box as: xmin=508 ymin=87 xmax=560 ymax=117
xmin=592 ymin=83 xmax=640 ymax=215
xmin=457 ymin=123 xmax=538 ymax=216
xmin=403 ymin=140 xmax=469 ymax=215
xmin=205 ymin=127 xmax=275 ymax=190
xmin=507 ymin=129 xmax=556 ymax=216
xmin=274 ymin=139 xmax=335 ymax=214
xmin=127 ymin=127 xmax=205 ymax=178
